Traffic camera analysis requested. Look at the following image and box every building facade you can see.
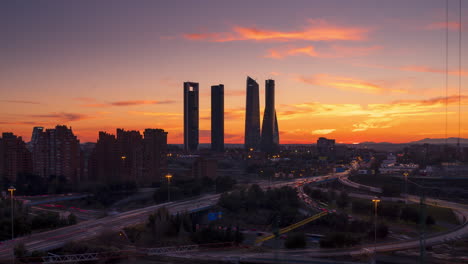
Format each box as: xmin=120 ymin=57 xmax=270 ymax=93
xmin=317 ymin=137 xmax=336 ymax=161
xmin=31 ymin=126 xmax=82 ymax=183
xmin=116 ymin=128 xmax=143 ymax=184
xmin=88 ymin=128 xmax=167 ymax=185
xmin=260 ymin=79 xmax=279 ymax=153
xmin=88 ymin=132 xmax=119 ymax=184
xmin=0 ymin=132 xmax=32 ymax=182
xmin=244 ymin=76 xmax=261 ymax=150
xmin=211 ymin=84 xmax=224 ymax=152
xmin=143 ymin=128 xmax=168 ymax=183
xmin=184 ymin=82 xmax=199 ymax=152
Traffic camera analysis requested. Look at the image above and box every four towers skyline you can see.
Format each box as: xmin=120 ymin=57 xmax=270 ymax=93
xmin=183 ymin=77 xmax=279 ymax=153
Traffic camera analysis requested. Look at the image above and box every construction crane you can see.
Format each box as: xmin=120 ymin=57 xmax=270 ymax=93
xmin=255 ymin=211 xmax=328 ymax=244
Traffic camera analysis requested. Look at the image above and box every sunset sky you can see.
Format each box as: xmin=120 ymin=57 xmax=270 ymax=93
xmin=1 ymin=0 xmax=467 ymax=144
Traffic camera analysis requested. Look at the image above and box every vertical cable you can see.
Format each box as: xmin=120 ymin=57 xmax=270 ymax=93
xmin=445 ymin=0 xmax=449 ymax=145
xmin=458 ymin=0 xmax=462 ymax=150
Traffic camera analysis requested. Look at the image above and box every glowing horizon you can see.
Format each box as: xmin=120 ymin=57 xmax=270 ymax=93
xmin=0 ymin=0 xmax=467 ymax=145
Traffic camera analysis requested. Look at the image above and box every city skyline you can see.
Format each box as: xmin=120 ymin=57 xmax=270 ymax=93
xmin=1 ymin=0 xmax=467 ymax=144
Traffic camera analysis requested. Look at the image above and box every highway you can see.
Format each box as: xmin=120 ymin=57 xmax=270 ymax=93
xmin=3 ymin=169 xmax=466 ymax=262
xmin=0 ymin=194 xmax=219 ymax=260
xmin=0 ymin=176 xmax=327 ymax=261
xmin=168 ymin=171 xmax=468 ymax=262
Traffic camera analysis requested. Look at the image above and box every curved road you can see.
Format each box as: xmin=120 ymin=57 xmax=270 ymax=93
xmin=0 ymin=177 xmax=320 ymax=261
xmin=174 ymin=172 xmax=468 ymax=262
xmin=2 ymin=171 xmax=466 ymax=261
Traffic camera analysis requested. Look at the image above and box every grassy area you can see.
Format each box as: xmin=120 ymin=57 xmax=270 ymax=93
xmin=347 ymin=197 xmax=458 ymax=227
xmin=350 ymin=174 xmax=403 ymax=188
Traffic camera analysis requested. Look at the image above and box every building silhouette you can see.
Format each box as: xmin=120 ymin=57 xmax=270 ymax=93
xmin=244 ymin=76 xmax=261 ymax=150
xmin=0 ymin=132 xmax=32 ymax=182
xmin=260 ymin=79 xmax=279 ymax=153
xmin=88 ymin=132 xmax=119 ymax=184
xmin=184 ymin=82 xmax=199 ymax=152
xmin=88 ymin=128 xmax=167 ymax=185
xmin=192 ymin=157 xmax=218 ymax=179
xmin=211 ymin=84 xmax=224 ymax=152
xmin=116 ymin=128 xmax=143 ymax=184
xmin=143 ymin=128 xmax=168 ymax=183
xmin=317 ymin=137 xmax=336 ymax=161
xmin=31 ymin=126 xmax=82 ymax=183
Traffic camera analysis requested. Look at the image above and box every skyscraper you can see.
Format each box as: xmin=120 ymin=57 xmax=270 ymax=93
xmin=184 ymin=82 xmax=199 ymax=152
xmin=261 ymin=79 xmax=279 ymax=153
xmin=211 ymin=84 xmax=224 ymax=152
xmin=244 ymin=76 xmax=260 ymax=150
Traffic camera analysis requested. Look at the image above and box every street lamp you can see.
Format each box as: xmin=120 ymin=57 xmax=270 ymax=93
xmin=8 ymin=186 xmax=16 ymax=240
xmin=372 ymin=197 xmax=381 ymax=256
xmin=403 ymin=172 xmax=409 ymax=205
xmin=165 ymin=173 xmax=173 ymax=202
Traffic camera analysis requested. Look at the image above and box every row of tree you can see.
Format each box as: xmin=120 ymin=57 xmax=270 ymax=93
xmin=0 ymin=198 xmax=77 ymax=241
xmin=352 ymin=199 xmax=436 ymax=225
xmin=153 ymin=176 xmax=236 ymax=203
xmin=218 ymin=185 xmax=300 ymax=226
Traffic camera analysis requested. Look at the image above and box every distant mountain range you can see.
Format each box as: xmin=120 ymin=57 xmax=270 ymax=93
xmin=80 ymin=138 xmax=468 ymax=150
xmin=409 ymin=137 xmax=468 ymax=144
xmin=359 ymin=138 xmax=468 ymax=145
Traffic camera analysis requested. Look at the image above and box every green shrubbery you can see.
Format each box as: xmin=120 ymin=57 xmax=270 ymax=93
xmin=0 ymin=199 xmax=77 ymax=241
xmin=153 ymin=176 xmax=236 ymax=203
xmin=218 ymin=185 xmax=300 ymax=226
xmin=284 ymin=233 xmax=306 ymax=249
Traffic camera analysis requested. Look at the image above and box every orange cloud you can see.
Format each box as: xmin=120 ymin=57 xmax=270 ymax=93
xmin=110 ymin=100 xmax=175 ymax=106
xmin=426 ymin=21 xmax=460 ymax=31
xmin=184 ymin=19 xmax=370 ymax=42
xmin=279 ymin=95 xmax=467 ymax=133
xmin=1 ymin=100 xmax=41 ymax=104
xmin=128 ymin=111 xmax=182 ymax=117
xmin=296 ymin=74 xmax=407 ymax=94
xmin=78 ymin=98 xmax=176 ymax=107
xmin=30 ymin=112 xmax=92 ymax=122
xmin=265 ymin=46 xmax=318 ymax=59
xmin=325 ymin=45 xmax=382 ymax=57
xmin=266 ymin=45 xmax=382 ymax=59
xmin=312 ymin=129 xmax=336 ymax=135
xmin=400 ymin=65 xmax=468 ymax=77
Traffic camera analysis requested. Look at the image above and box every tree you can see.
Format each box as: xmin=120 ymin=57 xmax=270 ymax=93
xmin=426 ymin=215 xmax=436 ymax=226
xmin=14 ymin=242 xmax=28 ymax=259
xmin=320 ymin=232 xmax=360 ymax=248
xmin=285 ymin=233 xmax=306 ymax=249
xmin=336 ymin=191 xmax=349 ymax=208
xmin=376 ymin=223 xmax=389 ymax=238
xmin=382 ymin=184 xmax=401 ymax=197
xmin=68 ymin=213 xmax=77 ymax=225
xmin=215 ymin=176 xmax=236 ymax=193
xmin=352 ymin=200 xmax=372 ymax=215
xmin=400 ymin=206 xmax=419 ymax=223
xmin=379 ymin=204 xmax=401 ymax=220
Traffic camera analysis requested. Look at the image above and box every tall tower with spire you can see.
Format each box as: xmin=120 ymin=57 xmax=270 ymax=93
xmin=244 ymin=76 xmax=261 ymax=150
xmin=260 ymin=79 xmax=279 ymax=153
